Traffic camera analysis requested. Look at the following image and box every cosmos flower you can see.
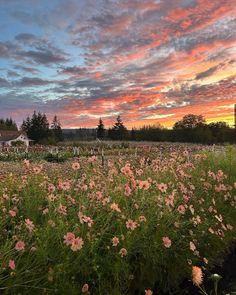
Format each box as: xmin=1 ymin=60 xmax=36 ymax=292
xmin=82 ymin=283 xmax=89 ymax=293
xmin=162 ymin=237 xmax=172 ymax=248
xmin=71 ymin=237 xmax=84 ymax=251
xmin=126 ymin=219 xmax=137 ymax=231
xmin=192 ymin=266 xmax=203 ymax=286
xmin=112 ymin=236 xmax=119 ymax=246
xmin=8 ymin=259 xmax=15 ymax=270
xmin=119 ymin=248 xmax=128 ymax=257
xmin=72 ymin=162 xmax=80 ymax=170
xmin=64 ymin=232 xmax=75 ymax=246
xmin=15 ymin=240 xmax=25 ymax=251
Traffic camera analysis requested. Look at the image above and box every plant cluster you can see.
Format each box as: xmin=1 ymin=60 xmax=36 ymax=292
xmin=0 ymin=145 xmax=235 ymax=294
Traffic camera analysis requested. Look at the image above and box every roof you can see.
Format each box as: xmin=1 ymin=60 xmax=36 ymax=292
xmin=0 ymin=131 xmax=29 ymax=141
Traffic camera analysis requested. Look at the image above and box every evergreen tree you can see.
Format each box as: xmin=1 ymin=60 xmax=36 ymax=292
xmin=0 ymin=117 xmax=18 ymax=130
xmin=110 ymin=115 xmax=128 ymax=140
xmin=97 ymin=118 xmax=105 ymax=139
xmin=21 ymin=116 xmax=31 ymax=133
xmin=51 ymin=115 xmax=63 ymax=142
xmin=21 ymin=111 xmax=50 ymax=143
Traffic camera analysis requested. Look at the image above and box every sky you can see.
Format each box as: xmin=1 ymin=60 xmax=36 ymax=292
xmin=0 ymin=0 xmax=236 ymax=129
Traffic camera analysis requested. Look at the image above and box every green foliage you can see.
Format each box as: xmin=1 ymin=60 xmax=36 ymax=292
xmin=44 ymin=152 xmax=68 ymax=162
xmin=11 ymin=140 xmax=25 ymax=146
xmin=21 ymin=111 xmax=51 ymax=143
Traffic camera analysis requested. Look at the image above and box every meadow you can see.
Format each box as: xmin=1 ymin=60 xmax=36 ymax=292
xmin=0 ymin=143 xmax=235 ymax=295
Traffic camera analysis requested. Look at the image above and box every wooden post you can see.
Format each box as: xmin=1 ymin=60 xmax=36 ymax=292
xmin=101 ymin=148 xmax=105 ymax=167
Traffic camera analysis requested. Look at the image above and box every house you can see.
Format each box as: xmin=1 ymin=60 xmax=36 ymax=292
xmin=0 ymin=131 xmax=33 ymax=147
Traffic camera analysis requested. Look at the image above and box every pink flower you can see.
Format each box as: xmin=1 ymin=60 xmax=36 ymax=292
xmin=112 ymin=236 xmax=119 ymax=246
xmin=124 ymin=184 xmax=132 ymax=197
xmin=126 ymin=219 xmax=137 ymax=231
xmin=119 ymin=248 xmax=128 ymax=257
xmin=121 ymin=164 xmax=133 ymax=178
xmin=23 ymin=159 xmax=30 ymax=168
xmin=110 ymin=203 xmax=121 ymax=213
xmin=25 ymin=218 xmax=35 ymax=232
xmin=64 ymin=232 xmax=75 ymax=246
xmin=72 ymin=162 xmax=80 ymax=170
xmin=139 ymin=180 xmax=151 ymax=190
xmin=183 ymin=195 xmax=190 ymax=203
xmin=9 ymin=210 xmax=17 ymax=217
xmin=82 ymin=283 xmax=89 ymax=293
xmin=78 ymin=212 xmax=94 ymax=227
xmin=192 ymin=266 xmax=203 ymax=286
xmin=57 ymin=204 xmax=67 ymax=215
xmin=177 ymin=205 xmax=186 ymax=215
xmin=59 ymin=181 xmax=71 ymax=191
xmin=33 ymin=166 xmax=42 ymax=174
xmin=162 ymin=237 xmax=172 ymax=248
xmin=157 ymin=183 xmax=168 ymax=193
xmin=15 ymin=240 xmax=25 ymax=251
xmin=8 ymin=259 xmax=15 ymax=270
xmin=131 ymin=178 xmax=137 ymax=189
xmin=48 ymin=184 xmax=56 ymax=193
xmin=43 ymin=208 xmax=49 ymax=215
xmin=71 ymin=237 xmax=84 ymax=251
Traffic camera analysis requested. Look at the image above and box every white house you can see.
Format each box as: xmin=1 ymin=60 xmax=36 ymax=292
xmin=0 ymin=131 xmax=33 ymax=147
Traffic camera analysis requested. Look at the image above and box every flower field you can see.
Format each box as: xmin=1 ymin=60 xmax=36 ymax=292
xmin=0 ymin=144 xmax=235 ymax=294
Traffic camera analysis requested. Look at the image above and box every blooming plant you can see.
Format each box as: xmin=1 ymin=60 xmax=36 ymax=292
xmin=0 ymin=143 xmax=235 ymax=294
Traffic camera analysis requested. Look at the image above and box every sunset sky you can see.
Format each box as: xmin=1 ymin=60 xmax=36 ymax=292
xmin=0 ymin=0 xmax=236 ymax=128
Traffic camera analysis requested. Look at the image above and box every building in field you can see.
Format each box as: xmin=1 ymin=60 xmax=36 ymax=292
xmin=0 ymin=131 xmax=33 ymax=147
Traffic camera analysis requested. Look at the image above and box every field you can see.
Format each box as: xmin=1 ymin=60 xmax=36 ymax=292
xmin=0 ymin=143 xmax=236 ymax=295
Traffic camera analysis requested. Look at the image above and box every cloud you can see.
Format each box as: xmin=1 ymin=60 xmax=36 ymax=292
xmin=1 ymin=0 xmax=236 ymax=127
xmin=7 ymin=70 xmax=20 ymax=78
xmin=21 ymin=49 xmax=68 ymax=64
xmin=14 ymin=65 xmax=40 ymax=74
xmin=0 ymin=77 xmax=10 ymax=87
xmin=195 ymin=65 xmax=220 ymax=80
xmin=15 ymin=33 xmax=38 ymax=43
xmin=13 ymin=77 xmax=54 ymax=87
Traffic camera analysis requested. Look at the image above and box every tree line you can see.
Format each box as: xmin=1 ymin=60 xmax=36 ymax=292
xmin=0 ymin=118 xmax=18 ymax=131
xmin=0 ymin=112 xmax=235 ymax=144
xmin=21 ymin=112 xmax=63 ymax=144
xmin=97 ymin=114 xmax=235 ymax=144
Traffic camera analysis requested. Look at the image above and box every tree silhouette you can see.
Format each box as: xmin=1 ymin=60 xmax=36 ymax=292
xmin=21 ymin=111 xmax=50 ymax=143
xmin=51 ymin=115 xmax=63 ymax=142
xmin=97 ymin=118 xmax=105 ymax=139
xmin=109 ymin=115 xmax=128 ymax=140
xmin=173 ymin=114 xmax=206 ymax=129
